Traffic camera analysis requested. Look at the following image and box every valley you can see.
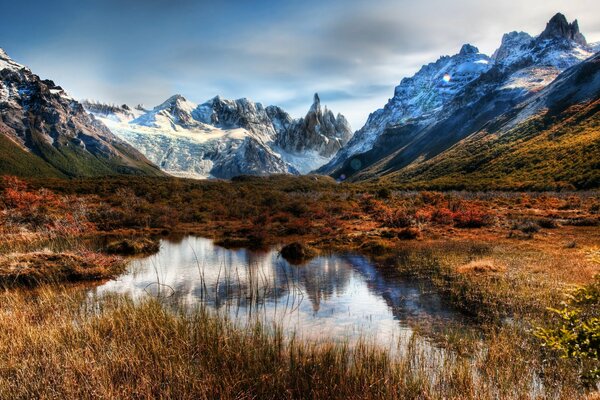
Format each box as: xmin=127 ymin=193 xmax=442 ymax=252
xmin=0 ymin=7 xmax=598 ymax=400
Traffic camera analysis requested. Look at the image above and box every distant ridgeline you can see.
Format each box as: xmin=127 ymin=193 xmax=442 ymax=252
xmin=1 ymin=13 xmax=598 ymax=189
xmin=0 ymin=49 xmax=162 ymax=178
xmin=318 ymin=13 xmax=600 ymax=190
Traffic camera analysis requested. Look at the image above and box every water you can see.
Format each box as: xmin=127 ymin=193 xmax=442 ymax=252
xmin=91 ymin=236 xmax=473 ymax=348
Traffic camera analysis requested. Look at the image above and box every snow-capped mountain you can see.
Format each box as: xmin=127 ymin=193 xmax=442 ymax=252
xmin=0 ymin=48 xmax=162 ymax=178
xmin=87 ymin=93 xmax=352 ymax=179
xmin=321 ymin=44 xmax=493 ymax=171
xmin=275 ymin=93 xmax=352 ymax=158
xmin=320 ymin=13 xmax=596 ymax=179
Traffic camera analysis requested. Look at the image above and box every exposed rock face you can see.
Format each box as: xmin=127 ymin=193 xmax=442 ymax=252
xmin=320 ymin=13 xmax=596 ymax=180
xmin=194 ymin=96 xmax=277 ymax=141
xmin=86 ymin=94 xmax=352 ymax=178
xmin=492 ymin=31 xmax=533 ymax=64
xmin=275 ymin=93 xmax=352 ymax=158
xmin=539 ymin=13 xmax=587 ymax=46
xmin=320 ymin=44 xmax=493 ymax=173
xmin=0 ymin=48 xmax=162 ymax=177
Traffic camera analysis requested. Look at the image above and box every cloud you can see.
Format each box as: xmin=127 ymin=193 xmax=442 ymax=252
xmin=5 ymin=0 xmax=600 ymax=129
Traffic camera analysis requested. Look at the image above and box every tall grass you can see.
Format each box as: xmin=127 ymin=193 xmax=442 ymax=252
xmin=0 ymin=289 xmax=585 ymax=399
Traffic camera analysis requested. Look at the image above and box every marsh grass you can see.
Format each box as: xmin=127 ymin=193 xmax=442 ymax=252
xmin=0 ymin=289 xmax=586 ymax=400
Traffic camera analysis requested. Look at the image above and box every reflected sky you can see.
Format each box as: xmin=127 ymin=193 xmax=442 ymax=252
xmin=92 ymin=236 xmax=471 ymax=346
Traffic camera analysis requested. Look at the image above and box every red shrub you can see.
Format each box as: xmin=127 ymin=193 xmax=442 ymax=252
xmin=453 ymin=208 xmax=494 ymax=228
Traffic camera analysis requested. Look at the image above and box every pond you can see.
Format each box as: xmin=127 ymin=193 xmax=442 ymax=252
xmin=91 ymin=236 xmax=475 ymax=349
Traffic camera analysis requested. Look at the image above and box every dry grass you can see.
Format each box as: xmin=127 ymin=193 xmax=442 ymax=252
xmin=0 ymin=251 xmax=126 ymax=287
xmin=0 ymin=289 xmax=586 ymax=400
xmin=456 ymin=258 xmax=507 ymax=275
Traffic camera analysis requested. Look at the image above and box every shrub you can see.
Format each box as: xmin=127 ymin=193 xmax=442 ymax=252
xmin=512 ymin=220 xmax=541 ymax=234
xmin=280 ymin=242 xmax=316 ymax=264
xmin=535 ymin=276 xmax=600 ymax=384
xmin=397 ymin=228 xmax=420 ymax=240
xmin=381 ymin=209 xmax=416 ymax=228
xmin=453 ymin=209 xmax=493 ymax=228
xmin=376 ymin=187 xmax=391 ymax=199
xmin=537 ymin=218 xmax=559 ymax=229
xmin=430 ymin=208 xmax=454 ymax=225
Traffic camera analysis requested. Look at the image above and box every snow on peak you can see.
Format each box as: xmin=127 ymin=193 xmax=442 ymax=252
xmin=154 ymin=94 xmax=196 ymax=113
xmin=0 ymin=48 xmax=27 ymax=72
xmin=132 ymin=95 xmax=200 ymax=130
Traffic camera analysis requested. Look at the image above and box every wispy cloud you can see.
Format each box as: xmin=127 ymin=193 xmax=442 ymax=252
xmin=3 ymin=0 xmax=599 ymax=129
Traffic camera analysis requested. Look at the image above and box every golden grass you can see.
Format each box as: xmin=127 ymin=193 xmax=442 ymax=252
xmin=0 ymin=251 xmax=126 ymax=287
xmin=0 ymin=289 xmax=586 ymax=400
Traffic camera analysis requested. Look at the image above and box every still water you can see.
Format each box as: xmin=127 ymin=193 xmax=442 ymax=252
xmin=92 ymin=236 xmax=472 ymax=348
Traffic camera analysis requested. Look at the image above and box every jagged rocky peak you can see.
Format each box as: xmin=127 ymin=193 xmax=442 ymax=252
xmin=194 ymin=95 xmax=276 ymax=139
xmin=0 ymin=47 xmax=27 ymax=72
xmin=310 ymin=92 xmax=321 ymax=112
xmin=275 ymin=93 xmax=353 ymax=160
xmin=539 ymin=13 xmax=587 ymax=46
xmin=492 ymin=31 xmax=533 ymax=62
xmin=459 ymin=44 xmax=479 ymax=55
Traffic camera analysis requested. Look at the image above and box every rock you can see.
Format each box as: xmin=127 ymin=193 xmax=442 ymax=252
xmin=539 ymin=13 xmax=587 ymax=46
xmin=275 ymin=93 xmax=353 ymax=159
xmin=105 ymin=238 xmax=160 ymax=255
xmin=280 ymin=242 xmax=316 ymax=264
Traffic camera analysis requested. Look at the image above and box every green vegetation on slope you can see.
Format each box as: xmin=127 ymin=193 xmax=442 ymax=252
xmin=0 ymin=126 xmax=164 ymax=178
xmin=0 ymin=134 xmax=66 ymax=178
xmin=387 ymin=100 xmax=600 ymax=190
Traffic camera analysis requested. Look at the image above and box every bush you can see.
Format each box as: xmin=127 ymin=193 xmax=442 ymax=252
xmin=280 ymin=242 xmax=316 ymax=264
xmin=512 ymin=220 xmax=541 ymax=234
xmin=397 ymin=228 xmax=420 ymax=240
xmin=381 ymin=209 xmax=416 ymax=228
xmin=537 ymin=218 xmax=559 ymax=229
xmin=453 ymin=209 xmax=494 ymax=229
xmin=535 ymin=276 xmax=600 ymax=384
xmin=430 ymin=208 xmax=454 ymax=225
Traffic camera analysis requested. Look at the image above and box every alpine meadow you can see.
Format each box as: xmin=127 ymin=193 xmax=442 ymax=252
xmin=0 ymin=1 xmax=599 ymax=398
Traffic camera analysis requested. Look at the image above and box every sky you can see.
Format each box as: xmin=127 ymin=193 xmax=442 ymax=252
xmin=1 ymin=0 xmax=599 ymax=129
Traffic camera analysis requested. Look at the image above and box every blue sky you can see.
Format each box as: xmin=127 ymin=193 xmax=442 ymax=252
xmin=2 ymin=0 xmax=599 ymax=128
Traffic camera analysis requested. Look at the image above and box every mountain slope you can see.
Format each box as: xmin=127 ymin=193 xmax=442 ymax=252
xmin=88 ymin=93 xmax=352 ymax=178
xmin=319 ymin=13 xmax=596 ymax=187
xmin=320 ymin=44 xmax=493 ymax=173
xmin=0 ymin=48 xmax=163 ymax=178
xmin=385 ymin=52 xmax=600 ymax=190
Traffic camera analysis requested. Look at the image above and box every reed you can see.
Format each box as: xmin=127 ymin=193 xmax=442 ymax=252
xmin=0 ymin=289 xmax=585 ymax=399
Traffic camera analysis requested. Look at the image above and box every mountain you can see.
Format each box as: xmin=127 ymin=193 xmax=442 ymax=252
xmin=387 ymin=52 xmax=600 ymax=190
xmin=319 ymin=13 xmax=597 ymax=189
xmin=320 ymin=44 xmax=493 ymax=172
xmin=274 ymin=93 xmax=352 ymax=159
xmin=0 ymin=48 xmax=162 ymax=178
xmin=86 ymin=93 xmax=352 ymax=179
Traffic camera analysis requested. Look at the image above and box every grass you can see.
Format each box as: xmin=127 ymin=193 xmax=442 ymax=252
xmin=0 ymin=176 xmax=599 ymax=397
xmin=0 ymin=290 xmax=585 ymax=400
xmin=387 ymin=100 xmax=600 ymax=191
xmin=105 ymin=237 xmax=160 ymax=255
xmin=0 ymin=251 xmax=126 ymax=287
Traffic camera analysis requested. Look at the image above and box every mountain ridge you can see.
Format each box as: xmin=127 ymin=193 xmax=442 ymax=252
xmin=0 ymin=49 xmax=163 ymax=178
xmin=86 ymin=92 xmax=352 ymax=178
xmin=318 ymin=12 xmax=598 ymax=189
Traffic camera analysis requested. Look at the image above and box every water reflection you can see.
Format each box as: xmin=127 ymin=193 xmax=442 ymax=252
xmin=92 ymin=236 xmax=470 ymax=346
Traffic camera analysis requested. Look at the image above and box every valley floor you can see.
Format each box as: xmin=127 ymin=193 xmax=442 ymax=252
xmin=0 ymin=175 xmax=599 ymax=399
